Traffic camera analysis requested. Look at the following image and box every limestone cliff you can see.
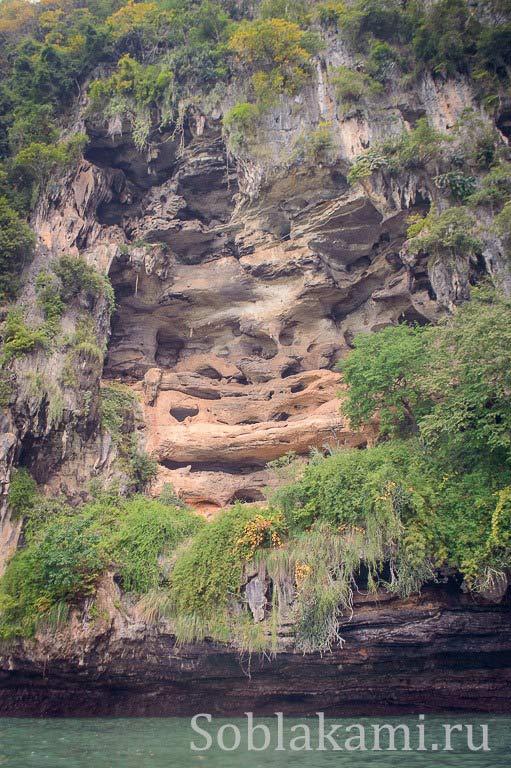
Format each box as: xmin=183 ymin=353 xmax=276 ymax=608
xmin=0 ymin=1 xmax=510 ymax=714
xmin=3 ymin=57 xmax=508 ymax=515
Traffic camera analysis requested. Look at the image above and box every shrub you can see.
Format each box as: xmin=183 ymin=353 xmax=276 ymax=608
xmin=0 ymin=195 xmax=35 ymax=299
xmin=468 ymin=162 xmax=511 ymax=207
xmin=407 ymin=206 xmax=482 ymax=260
xmin=0 ymin=516 xmax=104 ymax=638
xmin=8 ymin=468 xmax=38 ymax=519
xmin=228 ymin=18 xmax=320 ymax=103
xmin=330 ymin=66 xmax=382 ymax=111
xmin=339 ymin=323 xmax=429 ymax=436
xmin=35 ymin=270 xmax=65 ymax=326
xmin=272 ymin=441 xmax=414 ymax=529
xmin=306 ymin=120 xmax=334 ymax=161
xmin=412 ymin=0 xmax=481 ymax=76
xmin=0 ymin=369 xmax=13 ymax=407
xmin=100 ymin=383 xmax=137 ymax=446
xmin=88 ymin=55 xmax=176 ymax=149
xmin=260 ymin=0 xmax=311 ymax=26
xmin=434 ymin=170 xmax=476 ymax=201
xmin=11 ymin=135 xmax=87 ymax=205
xmin=223 ymin=101 xmax=260 ymax=151
xmin=54 ymin=255 xmax=115 ymax=313
xmin=1 ymin=308 xmax=50 ymax=362
xmin=159 ymin=482 xmax=186 ymax=508
xmin=419 ymin=286 xmax=511 ymax=461
xmin=366 ymin=41 xmax=400 ymax=83
xmin=0 ymin=493 xmax=205 ymax=637
xmin=316 ymin=2 xmax=353 ymax=29
xmin=169 ymin=504 xmax=260 ymax=617
xmin=494 ymin=199 xmax=511 ymax=238
xmin=347 ymin=147 xmax=388 ymax=185
xmin=381 ymin=118 xmax=446 ymax=172
xmin=129 ymin=443 xmax=158 ymax=489
xmin=104 ymin=497 xmax=205 ymax=594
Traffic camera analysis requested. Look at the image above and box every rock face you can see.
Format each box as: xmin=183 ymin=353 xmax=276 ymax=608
xmin=0 ymin=585 xmax=510 ymax=716
xmin=3 ymin=63 xmax=506 ymax=511
xmin=1 ymin=21 xmax=511 ymax=716
xmin=142 ymin=367 xmax=374 ymax=509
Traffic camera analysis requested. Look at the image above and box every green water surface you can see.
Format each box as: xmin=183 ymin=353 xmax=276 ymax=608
xmin=0 ymin=715 xmax=509 ymax=767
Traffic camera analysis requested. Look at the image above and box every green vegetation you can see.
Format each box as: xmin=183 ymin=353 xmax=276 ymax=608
xmin=1 ymin=308 xmax=51 ymax=362
xmin=223 ymin=16 xmax=320 ymax=148
xmin=100 ymin=384 xmax=157 ymax=489
xmin=1 ymin=0 xmax=511 ymax=654
xmin=340 ymin=286 xmax=511 ymax=459
xmin=317 ymin=0 xmax=511 ymax=97
xmin=1 ymin=256 xmax=114 ymax=366
xmin=330 ymin=65 xmax=382 ymax=113
xmin=169 ymin=504 xmax=262 ymax=617
xmin=53 ymin=255 xmax=115 ymax=314
xmin=337 ymin=323 xmax=428 ymax=436
xmin=128 ymin=441 xmax=159 ymax=490
xmin=347 ymin=118 xmax=447 ymax=184
xmin=100 ymin=383 xmax=137 ymax=446
xmin=406 ymin=206 xmax=482 ymax=263
xmin=228 ymin=18 xmax=319 ymax=103
xmin=106 ymin=496 xmax=204 ymax=594
xmin=7 ymin=468 xmax=37 ymax=519
xmin=1 ymin=286 xmax=511 ymax=649
xmin=0 ymin=195 xmax=35 ymax=299
xmin=222 ymin=102 xmax=259 ymax=151
xmin=0 ymin=492 xmax=204 ymax=638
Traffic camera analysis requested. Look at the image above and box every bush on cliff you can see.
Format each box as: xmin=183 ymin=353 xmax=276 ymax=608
xmin=0 ymin=195 xmax=35 ymax=299
xmin=0 ymin=495 xmax=204 ymax=638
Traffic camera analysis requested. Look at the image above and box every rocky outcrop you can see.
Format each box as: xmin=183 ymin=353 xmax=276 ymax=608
xmin=3 ymin=57 xmax=504 ymax=510
xmin=0 ymin=585 xmax=510 ymax=716
xmin=142 ymin=368 xmax=375 ymax=509
xmin=1 ymin=11 xmax=510 ymax=716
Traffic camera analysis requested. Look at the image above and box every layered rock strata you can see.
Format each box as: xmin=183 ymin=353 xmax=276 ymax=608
xmin=0 ymin=585 xmax=509 ymax=716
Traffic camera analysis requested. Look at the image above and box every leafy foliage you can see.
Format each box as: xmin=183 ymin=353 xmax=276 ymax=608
xmin=341 ymin=286 xmax=511 ymax=464
xmin=169 ymin=503 xmax=258 ymax=618
xmin=7 ymin=467 xmax=37 ymax=519
xmin=222 ymin=101 xmax=260 ymax=150
xmin=53 ymin=255 xmax=115 ymax=314
xmin=338 ymin=324 xmax=428 ymax=435
xmin=406 ymin=206 xmax=482 ymax=261
xmin=100 ymin=383 xmax=137 ymax=446
xmin=0 ymin=493 xmax=203 ymax=637
xmin=0 ymin=195 xmax=35 ymax=299
xmin=104 ymin=497 xmax=204 ymax=594
xmin=1 ymin=308 xmax=50 ymax=362
xmin=330 ymin=65 xmax=382 ymax=112
xmin=0 ymin=516 xmax=104 ymax=638
xmin=229 ymin=18 xmax=319 ymax=104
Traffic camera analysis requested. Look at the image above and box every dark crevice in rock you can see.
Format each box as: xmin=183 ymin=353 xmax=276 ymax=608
xmin=281 ymin=362 xmax=302 ymax=378
xmin=155 ymin=332 xmax=185 ymax=368
xmin=160 ymin=460 xmax=265 ymax=473
xmin=169 ymin=406 xmax=199 ymax=422
xmin=496 ymin=109 xmax=511 ymax=140
xmin=227 ymin=488 xmax=265 ymax=504
xmin=195 ymin=366 xmax=222 ymax=380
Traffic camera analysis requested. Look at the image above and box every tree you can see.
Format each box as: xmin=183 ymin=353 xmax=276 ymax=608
xmin=340 ymin=286 xmax=511 ymax=462
xmin=229 ymin=17 xmax=319 ymax=101
xmin=420 ymin=286 xmax=511 ymax=461
xmin=338 ymin=323 xmax=429 ymax=435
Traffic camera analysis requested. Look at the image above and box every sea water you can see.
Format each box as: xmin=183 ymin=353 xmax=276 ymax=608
xmin=0 ymin=715 xmax=509 ymax=767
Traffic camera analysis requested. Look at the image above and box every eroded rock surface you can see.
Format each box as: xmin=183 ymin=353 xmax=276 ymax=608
xmin=0 ymin=585 xmax=509 ymax=716
xmin=97 ymin=125 xmax=444 ymax=507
